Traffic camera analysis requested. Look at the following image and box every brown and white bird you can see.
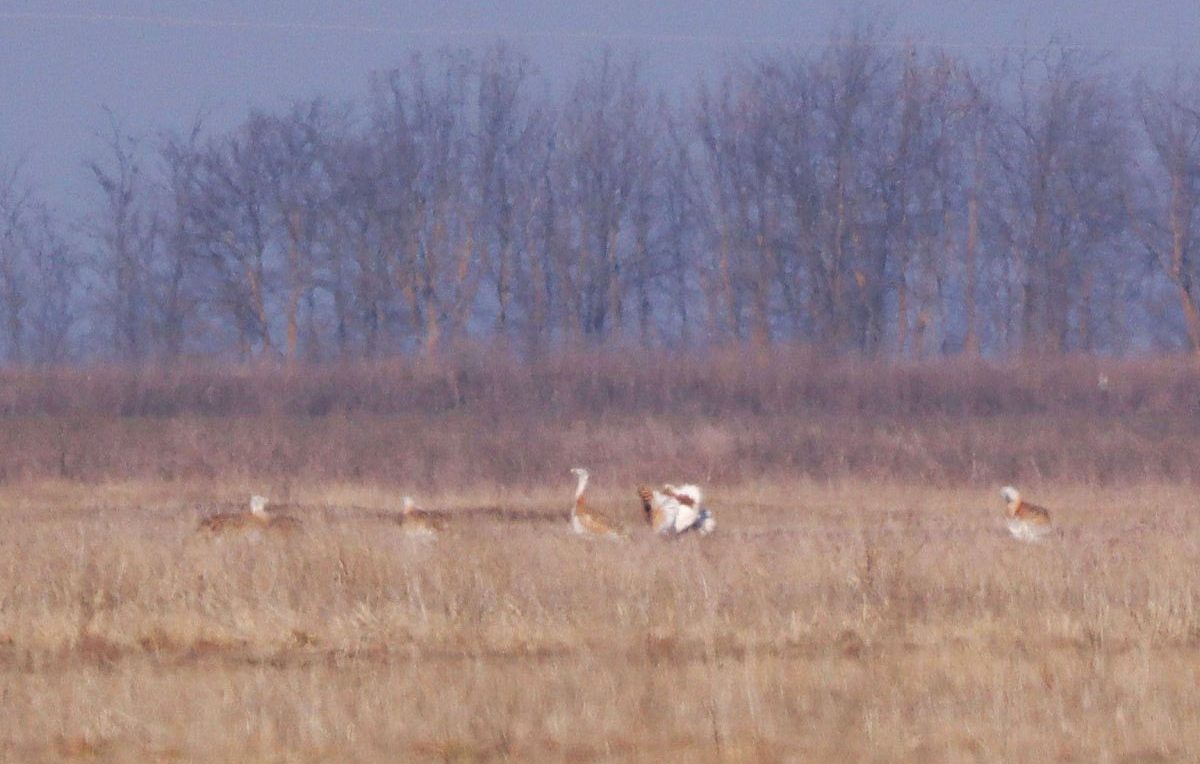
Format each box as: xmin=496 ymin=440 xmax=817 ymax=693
xmin=999 ymin=486 xmax=1052 ymax=542
xmin=569 ymin=468 xmax=627 ymax=540
xmin=399 ymin=495 xmax=445 ymax=537
xmin=196 ymin=494 xmax=302 ymax=536
xmin=638 ymin=483 xmax=716 ymax=536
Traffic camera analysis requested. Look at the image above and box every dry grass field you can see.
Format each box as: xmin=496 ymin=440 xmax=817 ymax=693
xmin=1 ymin=356 xmax=1198 ymax=761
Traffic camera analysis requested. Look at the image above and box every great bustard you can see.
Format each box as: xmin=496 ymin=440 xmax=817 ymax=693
xmin=398 ymin=495 xmax=445 ymax=537
xmin=999 ymin=486 xmax=1052 ymax=542
xmin=637 ymin=483 xmax=716 ymax=536
xmin=569 ymin=468 xmax=627 ymax=540
xmin=196 ymin=494 xmax=302 ymax=536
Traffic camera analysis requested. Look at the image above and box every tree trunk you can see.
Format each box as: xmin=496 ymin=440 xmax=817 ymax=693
xmin=1169 ymin=170 xmax=1200 ymax=354
xmin=284 ymin=211 xmax=306 ymax=365
xmin=247 ymin=261 xmax=273 ymax=356
xmin=963 ymin=175 xmax=980 ymax=355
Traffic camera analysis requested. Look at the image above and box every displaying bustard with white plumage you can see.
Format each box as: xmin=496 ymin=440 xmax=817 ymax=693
xmin=637 ymin=482 xmax=716 ymax=536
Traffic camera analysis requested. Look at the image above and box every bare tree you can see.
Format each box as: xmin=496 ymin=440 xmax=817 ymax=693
xmin=696 ymin=68 xmax=778 ymax=347
xmin=367 ymin=51 xmax=482 ymax=356
xmin=256 ymin=100 xmax=344 ymax=362
xmin=556 ymin=49 xmax=654 ymax=342
xmin=957 ymin=65 xmax=997 ymax=356
xmin=1133 ymin=68 xmax=1200 ymax=354
xmin=808 ymin=31 xmax=892 ymax=352
xmin=474 ymin=44 xmax=550 ymax=344
xmin=26 ymin=205 xmax=79 ymax=363
xmin=8 ymin=41 xmax=1197 ymax=364
xmin=658 ymin=108 xmax=701 ymax=344
xmin=87 ymin=114 xmax=159 ymax=361
xmin=157 ymin=118 xmax=208 ymax=359
xmin=0 ymin=165 xmax=80 ymax=364
xmin=182 ymin=121 xmax=279 ymax=359
xmin=993 ymin=47 xmax=1131 ymax=355
xmin=0 ymin=164 xmax=31 ymax=362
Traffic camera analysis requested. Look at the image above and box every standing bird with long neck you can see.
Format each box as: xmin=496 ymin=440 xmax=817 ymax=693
xmin=569 ymin=468 xmax=627 ymax=540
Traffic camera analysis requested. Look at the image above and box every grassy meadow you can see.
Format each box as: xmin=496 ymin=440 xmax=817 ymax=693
xmin=1 ymin=353 xmax=1198 ymax=761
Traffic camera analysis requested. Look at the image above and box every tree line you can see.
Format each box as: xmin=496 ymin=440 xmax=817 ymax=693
xmin=4 ymin=33 xmax=1200 ymax=364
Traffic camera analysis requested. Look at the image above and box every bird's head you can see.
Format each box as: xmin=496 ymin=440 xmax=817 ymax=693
xmin=250 ymin=494 xmax=269 ymax=518
xmin=999 ymin=486 xmax=1020 ymax=506
xmin=570 ymin=467 xmax=589 ymax=479
xmin=401 ymin=496 xmax=416 ymax=515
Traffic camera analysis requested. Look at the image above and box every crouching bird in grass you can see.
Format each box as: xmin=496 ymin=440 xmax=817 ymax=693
xmin=398 ymin=495 xmax=445 ymax=538
xmin=196 ymin=494 xmax=302 ymax=537
xmin=569 ymin=468 xmax=628 ymax=541
xmin=999 ymin=486 xmax=1052 ymax=543
xmin=637 ymin=483 xmax=716 ymax=537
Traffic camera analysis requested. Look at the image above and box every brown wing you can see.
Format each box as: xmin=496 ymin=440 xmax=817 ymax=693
xmin=575 ymin=496 xmax=626 ymax=536
xmin=637 ymin=486 xmax=655 ymax=524
xmin=1015 ymin=502 xmax=1051 ymax=525
xmin=266 ymin=515 xmax=303 ymax=534
xmin=404 ymin=509 xmax=446 ymax=531
xmin=576 ymin=505 xmax=621 ymax=535
xmin=663 ymin=488 xmax=695 ymax=507
xmin=196 ymin=512 xmax=255 ymax=533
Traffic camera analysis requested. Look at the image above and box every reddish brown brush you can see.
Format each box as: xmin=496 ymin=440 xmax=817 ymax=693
xmin=0 ymin=352 xmax=1196 ymax=488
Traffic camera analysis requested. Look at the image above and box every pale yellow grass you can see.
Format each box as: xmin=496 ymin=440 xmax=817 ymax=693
xmin=0 ymin=479 xmax=1197 ymax=762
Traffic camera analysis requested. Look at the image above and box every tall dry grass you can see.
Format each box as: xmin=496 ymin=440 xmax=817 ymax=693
xmin=0 ymin=480 xmax=1197 ymax=761
xmin=1 ymin=355 xmax=1198 ymax=761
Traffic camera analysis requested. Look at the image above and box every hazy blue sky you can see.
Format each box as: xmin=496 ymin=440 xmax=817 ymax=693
xmin=3 ymin=1 xmax=1199 ymax=211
